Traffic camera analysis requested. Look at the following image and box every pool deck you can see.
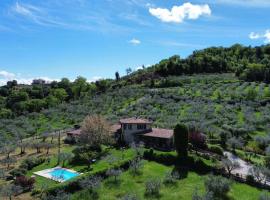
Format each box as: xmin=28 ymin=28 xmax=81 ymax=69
xmin=34 ymin=167 xmax=81 ymax=183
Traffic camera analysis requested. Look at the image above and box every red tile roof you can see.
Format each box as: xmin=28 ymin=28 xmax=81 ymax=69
xmin=143 ymin=128 xmax=173 ymax=139
xmin=111 ymin=124 xmax=121 ymax=133
xmin=67 ymin=129 xmax=81 ymax=136
xmin=119 ymin=118 xmax=152 ymax=124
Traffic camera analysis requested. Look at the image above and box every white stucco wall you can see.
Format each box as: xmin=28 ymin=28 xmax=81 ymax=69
xmin=122 ymin=124 xmax=151 ymax=143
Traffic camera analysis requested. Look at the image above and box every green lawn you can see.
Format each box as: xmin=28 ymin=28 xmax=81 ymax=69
xmin=72 ymin=161 xmax=268 ymax=200
xmin=28 ymin=146 xmax=134 ymax=189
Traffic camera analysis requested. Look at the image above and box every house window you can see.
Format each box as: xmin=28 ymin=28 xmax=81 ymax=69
xmin=137 ymin=124 xmax=147 ymax=130
xmin=123 ymin=124 xmax=127 ymax=130
xmin=128 ymin=124 xmax=132 ymax=130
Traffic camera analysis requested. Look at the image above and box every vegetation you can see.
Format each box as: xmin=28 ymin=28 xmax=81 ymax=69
xmin=174 ymin=124 xmax=189 ymax=161
xmin=1 ymin=44 xmax=270 ymax=199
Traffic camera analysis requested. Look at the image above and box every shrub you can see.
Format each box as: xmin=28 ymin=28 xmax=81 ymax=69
xmin=259 ymin=192 xmax=270 ymax=200
xmin=10 ymin=168 xmax=27 ymax=177
xmin=189 ymin=132 xmax=207 ymax=149
xmin=163 ymin=171 xmax=179 ymax=185
xmin=208 ymin=145 xmax=224 ymax=156
xmin=145 ymin=178 xmax=161 ymax=196
xmin=130 ymin=157 xmax=143 ymax=175
xmin=14 ymin=176 xmax=35 ymax=192
xmin=143 ymin=150 xmax=176 ymax=165
xmin=21 ymin=157 xmax=45 ymax=170
xmin=204 ymin=175 xmax=231 ymax=199
xmin=106 ymin=168 xmax=122 ymax=182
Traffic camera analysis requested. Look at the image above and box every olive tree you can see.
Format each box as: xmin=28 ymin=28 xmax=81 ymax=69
xmin=58 ymin=152 xmax=74 ymax=167
xmin=221 ymin=158 xmax=240 ymax=176
xmin=204 ymin=175 xmax=231 ymax=199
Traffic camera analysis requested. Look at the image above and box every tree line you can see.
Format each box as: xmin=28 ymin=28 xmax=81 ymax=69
xmin=0 ymin=77 xmax=113 ymax=118
xmin=126 ymin=44 xmax=270 ymax=84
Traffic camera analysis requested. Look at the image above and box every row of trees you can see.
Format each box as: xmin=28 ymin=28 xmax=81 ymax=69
xmin=123 ymin=44 xmax=270 ymax=84
xmin=0 ymin=76 xmax=114 ymax=117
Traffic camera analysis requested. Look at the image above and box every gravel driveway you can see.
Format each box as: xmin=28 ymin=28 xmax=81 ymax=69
xmin=224 ymin=151 xmax=252 ymax=177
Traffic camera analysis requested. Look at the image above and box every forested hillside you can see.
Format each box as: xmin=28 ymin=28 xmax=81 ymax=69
xmin=125 ymin=44 xmax=270 ymax=84
xmin=1 ymin=44 xmax=270 ymax=152
xmin=0 ymin=44 xmax=270 ymax=119
xmin=0 ymin=73 xmax=270 ymax=156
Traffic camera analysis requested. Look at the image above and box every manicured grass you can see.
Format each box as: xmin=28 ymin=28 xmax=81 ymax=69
xmin=72 ymin=161 xmax=268 ymax=200
xmin=27 ymin=146 xmax=134 ymax=189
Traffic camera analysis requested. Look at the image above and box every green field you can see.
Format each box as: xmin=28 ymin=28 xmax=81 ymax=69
xmin=72 ymin=161 xmax=266 ymax=200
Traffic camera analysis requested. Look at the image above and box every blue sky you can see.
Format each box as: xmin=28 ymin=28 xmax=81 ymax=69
xmin=0 ymin=0 xmax=269 ymax=84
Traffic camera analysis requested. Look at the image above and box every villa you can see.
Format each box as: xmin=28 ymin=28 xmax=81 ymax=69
xmin=66 ymin=117 xmax=174 ymax=150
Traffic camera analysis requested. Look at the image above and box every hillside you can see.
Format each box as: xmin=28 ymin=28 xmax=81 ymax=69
xmin=1 ymin=73 xmax=269 ymax=155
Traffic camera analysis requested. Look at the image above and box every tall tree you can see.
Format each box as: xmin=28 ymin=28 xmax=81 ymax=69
xmin=174 ymin=124 xmax=189 ymax=160
xmin=115 ymin=71 xmax=120 ymax=81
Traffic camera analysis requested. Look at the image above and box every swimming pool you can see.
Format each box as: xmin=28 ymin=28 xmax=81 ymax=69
xmin=49 ymin=168 xmax=80 ymax=182
xmin=34 ymin=167 xmax=81 ymax=182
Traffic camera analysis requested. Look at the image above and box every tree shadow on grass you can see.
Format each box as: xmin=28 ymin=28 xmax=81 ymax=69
xmin=144 ymin=193 xmax=162 ymax=199
xmin=104 ymin=178 xmax=121 ymax=189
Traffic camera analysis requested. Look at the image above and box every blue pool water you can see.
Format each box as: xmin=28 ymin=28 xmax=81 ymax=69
xmin=49 ymin=168 xmax=79 ymax=181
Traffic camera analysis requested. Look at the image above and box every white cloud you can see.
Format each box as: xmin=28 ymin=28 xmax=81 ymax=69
xmin=249 ymin=32 xmax=260 ymax=40
xmin=11 ymin=2 xmax=66 ymax=27
xmin=87 ymin=76 xmax=102 ymax=83
xmin=249 ymin=30 xmax=270 ymax=43
xmin=149 ymin=2 xmax=211 ymax=23
xmin=264 ymin=30 xmax=270 ymax=43
xmin=0 ymin=71 xmax=16 ymax=79
xmin=0 ymin=71 xmax=104 ymax=86
xmin=129 ymin=38 xmax=141 ymax=45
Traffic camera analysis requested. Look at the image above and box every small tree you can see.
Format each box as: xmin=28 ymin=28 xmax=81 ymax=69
xmin=163 ymin=170 xmax=179 ymax=185
xmin=32 ymin=142 xmax=43 ymax=154
xmin=174 ymin=124 xmax=189 ymax=160
xmin=130 ymin=157 xmax=143 ymax=176
xmin=192 ymin=188 xmax=214 ymax=200
xmin=221 ymin=158 xmax=240 ymax=176
xmin=44 ymin=143 xmax=54 ymax=155
xmin=204 ymin=175 xmax=231 ymax=199
xmin=1 ymin=145 xmax=16 ymax=159
xmin=0 ymin=184 xmax=22 ymax=200
xmin=248 ymin=165 xmax=270 ymax=184
xmin=79 ymin=175 xmax=102 ymax=191
xmin=106 ymin=168 xmax=122 ymax=183
xmin=145 ymin=178 xmax=161 ymax=197
xmin=78 ymin=175 xmax=102 ymax=199
xmin=227 ymin=137 xmax=244 ymax=153
xmin=1 ymin=157 xmax=16 ymax=169
xmin=260 ymin=192 xmax=270 ymax=200
xmin=58 ymin=152 xmax=74 ymax=167
xmin=17 ymin=141 xmax=28 ymax=155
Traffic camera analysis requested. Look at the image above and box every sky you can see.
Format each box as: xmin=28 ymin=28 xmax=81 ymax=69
xmin=0 ymin=0 xmax=269 ymax=85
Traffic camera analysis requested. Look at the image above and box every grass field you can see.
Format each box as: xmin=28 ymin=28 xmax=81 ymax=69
xmin=27 ymin=146 xmax=135 ymax=189
xmin=72 ymin=161 xmax=268 ymax=200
